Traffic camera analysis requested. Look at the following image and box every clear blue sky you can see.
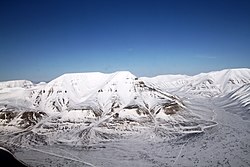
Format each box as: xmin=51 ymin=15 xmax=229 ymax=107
xmin=0 ymin=0 xmax=250 ymax=82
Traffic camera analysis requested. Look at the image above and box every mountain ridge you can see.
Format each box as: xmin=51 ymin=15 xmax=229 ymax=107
xmin=141 ymin=68 xmax=250 ymax=97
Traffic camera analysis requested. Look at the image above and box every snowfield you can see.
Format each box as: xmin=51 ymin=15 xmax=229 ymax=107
xmin=0 ymin=68 xmax=249 ymax=166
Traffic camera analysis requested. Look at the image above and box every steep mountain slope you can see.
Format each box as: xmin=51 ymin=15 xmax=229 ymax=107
xmin=227 ymin=83 xmax=250 ymax=110
xmin=217 ymin=83 xmax=250 ymax=120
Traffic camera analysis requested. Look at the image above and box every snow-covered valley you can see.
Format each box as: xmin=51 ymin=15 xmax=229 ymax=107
xmin=0 ymin=68 xmax=249 ymax=166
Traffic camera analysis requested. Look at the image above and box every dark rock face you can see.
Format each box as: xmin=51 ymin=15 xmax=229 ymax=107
xmin=0 ymin=110 xmax=47 ymax=128
xmin=0 ymin=147 xmax=27 ymax=167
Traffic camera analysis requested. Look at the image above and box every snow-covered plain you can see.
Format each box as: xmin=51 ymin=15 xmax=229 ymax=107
xmin=0 ymin=68 xmax=249 ymax=166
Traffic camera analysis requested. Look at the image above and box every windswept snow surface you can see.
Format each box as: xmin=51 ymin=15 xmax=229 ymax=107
xmin=0 ymin=69 xmax=250 ymax=167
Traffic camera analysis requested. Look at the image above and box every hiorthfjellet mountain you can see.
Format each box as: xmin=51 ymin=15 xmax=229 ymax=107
xmin=0 ymin=68 xmax=249 ymax=167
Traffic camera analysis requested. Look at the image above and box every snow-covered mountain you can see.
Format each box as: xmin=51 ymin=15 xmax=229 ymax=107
xmin=216 ymin=83 xmax=250 ymax=120
xmin=0 ymin=68 xmax=249 ymax=145
xmin=227 ymin=83 xmax=250 ymax=111
xmin=0 ymin=80 xmax=33 ymax=89
xmin=141 ymin=68 xmax=250 ymax=97
xmin=29 ymin=71 xmax=183 ymax=115
xmin=0 ymin=71 xmax=187 ymax=145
